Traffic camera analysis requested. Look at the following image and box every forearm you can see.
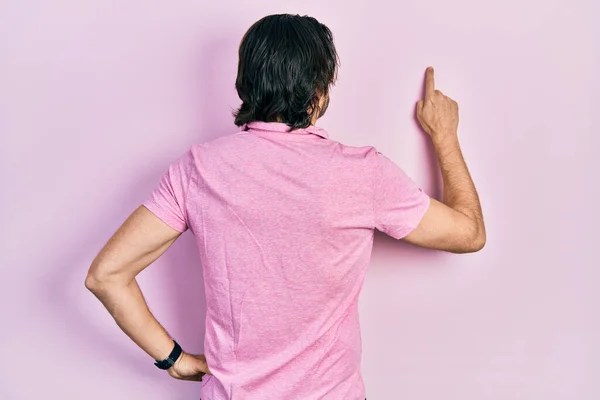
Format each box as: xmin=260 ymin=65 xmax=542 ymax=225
xmin=86 ymin=276 xmax=174 ymax=361
xmin=433 ymin=135 xmax=485 ymax=235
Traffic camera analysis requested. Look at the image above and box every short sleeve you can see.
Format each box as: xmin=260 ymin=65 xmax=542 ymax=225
xmin=142 ymin=149 xmax=194 ymax=233
xmin=371 ymin=150 xmax=431 ymax=239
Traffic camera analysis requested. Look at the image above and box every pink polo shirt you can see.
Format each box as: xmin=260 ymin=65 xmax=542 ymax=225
xmin=143 ymin=121 xmax=430 ymax=400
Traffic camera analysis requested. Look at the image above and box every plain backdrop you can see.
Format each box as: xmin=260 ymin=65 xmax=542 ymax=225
xmin=1 ymin=1 xmax=598 ymax=399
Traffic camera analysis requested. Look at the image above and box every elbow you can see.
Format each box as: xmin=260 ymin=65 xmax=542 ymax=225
xmin=85 ymin=262 xmax=119 ymax=294
xmin=467 ymin=226 xmax=487 ymax=253
xmin=453 ymin=226 xmax=486 ymax=254
xmin=85 ymin=270 xmax=104 ymax=294
xmin=469 ymin=233 xmax=486 ymax=253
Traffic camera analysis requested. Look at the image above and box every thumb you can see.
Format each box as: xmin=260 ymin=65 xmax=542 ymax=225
xmin=187 ymin=356 xmax=203 ymax=372
xmin=416 ymin=100 xmax=424 ymax=121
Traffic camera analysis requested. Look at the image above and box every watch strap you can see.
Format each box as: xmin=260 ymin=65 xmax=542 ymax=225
xmin=154 ymin=340 xmax=182 ymax=370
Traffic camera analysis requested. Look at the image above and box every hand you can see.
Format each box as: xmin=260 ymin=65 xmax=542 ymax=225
xmin=416 ymin=67 xmax=459 ymax=142
xmin=168 ymin=352 xmax=212 ymax=381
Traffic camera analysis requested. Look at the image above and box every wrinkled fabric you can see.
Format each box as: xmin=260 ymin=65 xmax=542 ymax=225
xmin=143 ymin=121 xmax=430 ymax=399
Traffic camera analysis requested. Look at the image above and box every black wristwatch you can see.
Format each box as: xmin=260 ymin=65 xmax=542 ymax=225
xmin=154 ymin=340 xmax=183 ymax=370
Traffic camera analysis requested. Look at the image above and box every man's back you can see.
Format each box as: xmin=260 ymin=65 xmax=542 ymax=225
xmin=85 ymin=14 xmax=484 ymax=400
xmin=144 ymin=121 xmax=430 ymax=399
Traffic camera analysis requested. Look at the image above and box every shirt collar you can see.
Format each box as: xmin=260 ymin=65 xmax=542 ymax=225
xmin=243 ymin=121 xmax=329 ymax=140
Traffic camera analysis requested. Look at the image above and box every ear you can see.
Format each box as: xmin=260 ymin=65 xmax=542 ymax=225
xmin=307 ymin=93 xmax=320 ymax=117
xmin=312 ymin=89 xmax=327 ymax=112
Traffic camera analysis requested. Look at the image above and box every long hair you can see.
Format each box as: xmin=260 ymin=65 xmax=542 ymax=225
xmin=233 ymin=14 xmax=339 ymax=130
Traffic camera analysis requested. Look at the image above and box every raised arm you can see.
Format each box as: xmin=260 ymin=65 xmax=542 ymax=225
xmin=403 ymin=67 xmax=486 ymax=253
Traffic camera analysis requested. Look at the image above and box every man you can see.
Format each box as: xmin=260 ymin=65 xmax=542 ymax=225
xmin=85 ymin=13 xmax=485 ymax=400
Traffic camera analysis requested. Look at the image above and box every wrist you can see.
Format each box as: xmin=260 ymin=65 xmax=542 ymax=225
xmin=172 ymin=351 xmax=187 ymax=369
xmin=154 ymin=340 xmax=183 ymax=370
xmin=432 ymin=133 xmax=460 ymax=151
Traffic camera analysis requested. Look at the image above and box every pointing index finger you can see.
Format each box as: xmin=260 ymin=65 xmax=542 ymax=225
xmin=425 ymin=67 xmax=435 ymax=99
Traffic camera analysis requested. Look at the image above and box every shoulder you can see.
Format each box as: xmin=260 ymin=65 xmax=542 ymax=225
xmin=200 ymin=130 xmax=250 ymax=149
xmin=332 ymin=142 xmax=394 ymax=177
xmin=327 ymin=139 xmax=379 ymax=161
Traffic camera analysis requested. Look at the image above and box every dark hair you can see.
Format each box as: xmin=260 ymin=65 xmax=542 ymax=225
xmin=233 ymin=14 xmax=339 ymax=130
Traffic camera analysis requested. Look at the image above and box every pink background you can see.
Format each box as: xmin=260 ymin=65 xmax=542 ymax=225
xmin=1 ymin=1 xmax=598 ymax=399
